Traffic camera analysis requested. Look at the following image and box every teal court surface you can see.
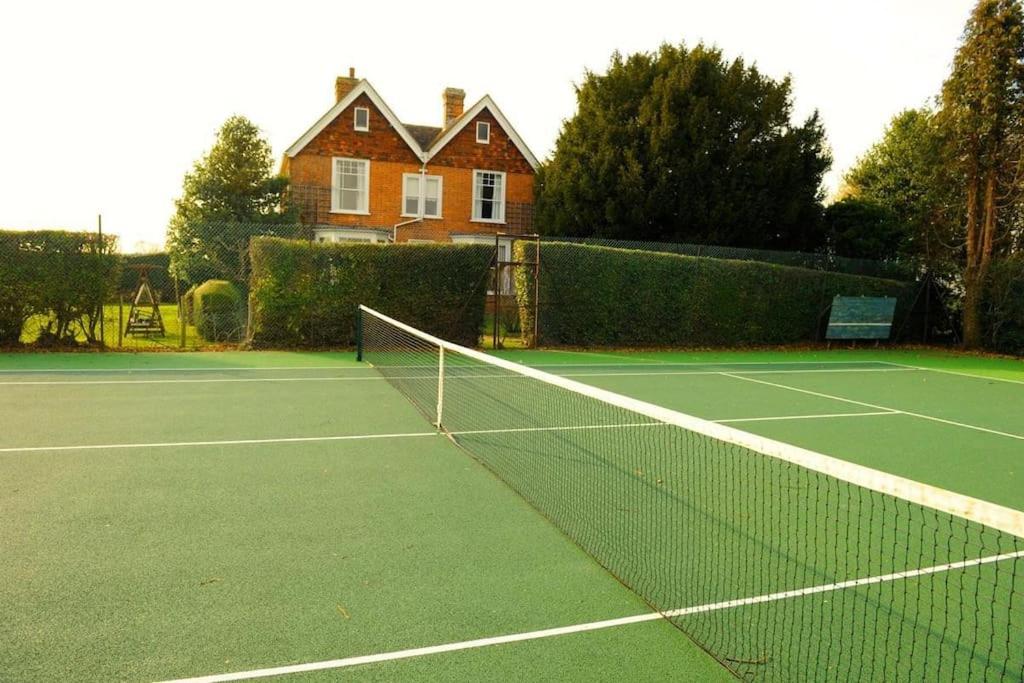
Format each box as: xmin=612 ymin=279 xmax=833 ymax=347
xmin=1 ymin=345 xmax=1023 ymax=681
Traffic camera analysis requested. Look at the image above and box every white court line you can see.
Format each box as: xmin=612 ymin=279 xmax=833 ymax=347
xmin=0 ymin=365 xmax=366 ymax=374
xmin=539 ymin=348 xmax=673 ymax=364
xmin=878 ymin=361 xmax=1024 ymax=387
xmin=156 ymin=549 xmax=1024 ymax=683
xmin=722 ymin=373 xmax=1024 ymax=442
xmin=0 ymin=431 xmax=438 ymax=454
xmin=715 ymin=411 xmax=899 ymax=424
xmin=0 ymin=367 xmax=915 ymax=387
xmin=0 ymin=376 xmax=389 ymax=386
xmin=0 ymin=413 xmax=896 ymax=454
xmin=524 ymin=359 xmax=897 ymax=368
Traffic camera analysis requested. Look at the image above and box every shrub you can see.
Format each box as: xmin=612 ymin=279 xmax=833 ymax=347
xmin=193 ymin=279 xmax=245 ymax=342
xmin=515 ymin=241 xmax=914 ymax=347
xmin=248 ymin=237 xmax=492 ymax=347
xmin=986 ymin=256 xmax=1024 ymax=355
xmin=0 ymin=230 xmax=120 ymax=346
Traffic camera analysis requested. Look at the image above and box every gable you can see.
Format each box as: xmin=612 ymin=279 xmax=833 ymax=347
xmin=294 ymin=93 xmax=422 ymax=164
xmin=426 ymin=96 xmax=538 ymax=171
xmin=285 ymin=81 xmax=425 ymax=161
xmin=427 ymin=109 xmax=534 ymax=174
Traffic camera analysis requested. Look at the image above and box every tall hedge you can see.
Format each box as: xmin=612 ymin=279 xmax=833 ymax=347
xmin=248 ymin=237 xmax=492 ymax=347
xmin=515 ymin=241 xmax=914 ymax=346
xmin=0 ymin=230 xmax=120 ymax=346
xmin=986 ymin=256 xmax=1024 ymax=355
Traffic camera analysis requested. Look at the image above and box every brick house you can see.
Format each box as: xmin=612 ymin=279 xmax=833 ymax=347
xmin=282 ymin=70 xmax=539 ymax=256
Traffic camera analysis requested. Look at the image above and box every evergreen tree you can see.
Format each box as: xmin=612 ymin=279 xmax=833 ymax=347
xmin=536 ymin=43 xmax=832 ymax=250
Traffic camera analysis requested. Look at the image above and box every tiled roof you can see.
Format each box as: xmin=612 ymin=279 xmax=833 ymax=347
xmin=402 ymin=124 xmax=442 ymax=151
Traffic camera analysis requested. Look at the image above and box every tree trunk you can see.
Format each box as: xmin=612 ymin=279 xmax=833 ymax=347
xmin=963 ymin=169 xmax=998 ymax=349
xmin=962 ymin=171 xmax=982 ymax=348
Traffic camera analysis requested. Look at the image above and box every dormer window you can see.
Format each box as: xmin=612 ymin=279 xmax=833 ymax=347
xmin=354 ymin=107 xmax=369 ymax=132
xmin=476 ymin=121 xmax=490 ymax=143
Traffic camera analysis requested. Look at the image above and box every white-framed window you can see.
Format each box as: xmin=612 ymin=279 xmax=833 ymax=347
xmin=402 ymin=174 xmax=443 ymax=218
xmin=451 ymin=234 xmax=512 ymax=294
xmin=313 ymin=227 xmax=388 ymax=244
xmin=354 ymin=107 xmax=369 ymax=132
xmin=331 ymin=157 xmax=370 ymax=214
xmin=476 ymin=121 xmax=490 ymax=143
xmin=472 ymin=170 xmax=505 ymax=223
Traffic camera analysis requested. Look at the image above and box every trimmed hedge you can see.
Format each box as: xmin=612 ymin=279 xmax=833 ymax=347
xmin=248 ymin=237 xmax=492 ymax=347
xmin=515 ymin=241 xmax=914 ymax=346
xmin=0 ymin=229 xmax=120 ymax=346
xmin=987 ymin=256 xmax=1024 ymax=355
xmin=193 ymin=279 xmax=245 ymax=342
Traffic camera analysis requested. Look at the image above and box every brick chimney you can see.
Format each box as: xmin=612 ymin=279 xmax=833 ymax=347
xmin=335 ymin=67 xmax=358 ymax=103
xmin=443 ymin=87 xmax=465 ymax=126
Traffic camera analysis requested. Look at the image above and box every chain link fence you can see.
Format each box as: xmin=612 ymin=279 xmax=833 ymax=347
xmin=1 ymin=225 xmax=1015 ymax=353
xmin=553 ymin=236 xmax=914 ymax=281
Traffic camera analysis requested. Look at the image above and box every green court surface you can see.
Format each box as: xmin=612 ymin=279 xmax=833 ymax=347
xmin=1 ymin=347 xmax=1022 ymax=681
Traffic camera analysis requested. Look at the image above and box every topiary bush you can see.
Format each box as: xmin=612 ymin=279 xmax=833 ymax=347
xmin=248 ymin=237 xmax=492 ymax=347
xmin=193 ymin=279 xmax=245 ymax=342
xmin=515 ymin=241 xmax=915 ymax=347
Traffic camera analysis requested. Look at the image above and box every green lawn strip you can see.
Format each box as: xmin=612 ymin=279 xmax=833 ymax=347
xmin=280 ymin=619 xmax=731 ymax=682
xmin=0 ymin=434 xmax=729 ymax=683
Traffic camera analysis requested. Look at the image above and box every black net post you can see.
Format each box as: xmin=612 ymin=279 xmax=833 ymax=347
xmin=355 ymin=306 xmax=364 ymax=362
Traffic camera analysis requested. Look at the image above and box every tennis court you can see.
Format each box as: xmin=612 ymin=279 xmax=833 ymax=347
xmin=2 ymin=321 xmax=1022 ymax=681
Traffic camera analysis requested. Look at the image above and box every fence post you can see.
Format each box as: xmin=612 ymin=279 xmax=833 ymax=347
xmin=98 ymin=215 xmax=106 ymax=347
xmin=118 ymin=295 xmax=124 ymax=348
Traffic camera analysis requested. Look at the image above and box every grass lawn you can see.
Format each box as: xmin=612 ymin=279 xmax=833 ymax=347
xmin=20 ymin=304 xmax=211 ymax=350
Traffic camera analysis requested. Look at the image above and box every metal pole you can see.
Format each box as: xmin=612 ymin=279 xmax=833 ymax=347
xmin=179 ymin=286 xmax=187 ymax=349
xmin=98 ymin=215 xmax=106 ymax=347
xmin=436 ymin=346 xmax=445 ymax=429
xmin=533 ymin=235 xmax=541 ymax=348
xmin=118 ymin=294 xmax=124 ymax=348
xmin=355 ymin=306 xmax=364 ymax=362
xmin=492 ymin=233 xmax=500 ymax=349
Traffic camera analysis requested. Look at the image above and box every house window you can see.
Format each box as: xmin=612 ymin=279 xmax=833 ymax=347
xmin=314 ymin=227 xmax=388 ymax=244
xmin=472 ymin=170 xmax=505 ymax=223
xmin=402 ymin=174 xmax=443 ymax=218
xmin=331 ymin=158 xmax=370 ymax=214
xmin=476 ymin=121 xmax=490 ymax=143
xmin=354 ymin=107 xmax=369 ymax=131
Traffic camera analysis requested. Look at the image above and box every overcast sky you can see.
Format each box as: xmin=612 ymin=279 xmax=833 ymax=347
xmin=0 ymin=0 xmax=973 ymax=251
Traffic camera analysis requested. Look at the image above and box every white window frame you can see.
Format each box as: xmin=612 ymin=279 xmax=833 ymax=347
xmin=476 ymin=121 xmax=490 ymax=143
xmin=471 ymin=169 xmax=506 ymax=224
xmin=331 ymin=157 xmax=370 ymax=215
xmin=401 ymin=173 xmax=443 ymax=219
xmin=313 ymin=227 xmax=388 ymax=244
xmin=353 ymin=107 xmax=370 ymax=132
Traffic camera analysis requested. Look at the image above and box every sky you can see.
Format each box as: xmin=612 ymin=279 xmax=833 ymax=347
xmin=0 ymin=0 xmax=974 ymax=252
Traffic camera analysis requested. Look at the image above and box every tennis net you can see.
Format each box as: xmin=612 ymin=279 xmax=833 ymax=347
xmin=357 ymin=305 xmax=1024 ymax=681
